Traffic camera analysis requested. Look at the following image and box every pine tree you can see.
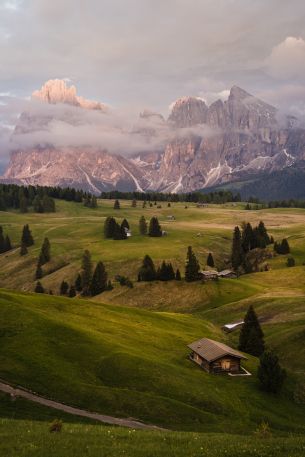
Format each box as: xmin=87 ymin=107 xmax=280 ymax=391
xmin=0 ymin=226 xmax=5 ymax=253
xmin=175 ymin=268 xmax=181 ymax=281
xmin=19 ymin=195 xmax=28 ymax=213
xmin=81 ymin=250 xmax=92 ymax=296
xmin=185 ymin=246 xmax=200 ymax=282
xmin=138 ymin=255 xmax=157 ymax=281
xmin=238 ymin=305 xmax=265 ymax=356
xmin=207 ymin=252 xmax=215 ymax=268
xmin=113 ymin=222 xmax=127 ymax=240
xmin=159 ymin=261 xmax=175 ymax=281
xmin=148 ymin=217 xmax=162 ymax=237
xmin=281 ymin=238 xmax=290 ymax=254
xmin=231 ymin=226 xmax=244 ymax=271
xmin=258 ymin=351 xmax=286 ymax=393
xmin=113 ymin=199 xmax=120 ymax=209
xmin=42 ymin=195 xmax=56 ymax=212
xmin=242 ymin=222 xmax=256 ymax=252
xmin=257 ymin=221 xmax=270 ymax=245
xmin=4 ymin=235 xmax=12 ymax=252
xmin=104 ymin=217 xmax=116 ymax=239
xmin=69 ymin=285 xmax=76 ymax=297
xmin=33 ymin=195 xmax=43 ymax=213
xmin=35 ymin=281 xmax=44 ymax=293
xmin=39 ymin=237 xmax=51 ymax=265
xmin=91 ymin=196 xmax=98 ymax=208
xmin=121 ymin=219 xmax=130 ymax=231
xmin=20 ymin=242 xmax=28 ymax=256
xmin=60 ymin=280 xmax=69 ymax=295
xmin=139 ymin=216 xmax=148 ymax=235
xmin=131 ymin=199 xmax=137 ymax=207
xmin=21 ymin=224 xmax=34 ymax=247
xmin=90 ymin=261 xmax=108 ymax=296
xmin=75 ymin=273 xmax=82 ymax=292
xmin=35 ymin=262 xmax=43 ymax=280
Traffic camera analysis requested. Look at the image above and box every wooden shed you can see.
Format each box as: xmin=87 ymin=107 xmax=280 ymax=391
xmin=188 ymin=338 xmax=247 ymax=374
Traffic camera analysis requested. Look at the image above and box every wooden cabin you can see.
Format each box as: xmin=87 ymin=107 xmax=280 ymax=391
xmin=199 ymin=270 xmax=218 ymax=281
xmin=188 ymin=338 xmax=247 ymax=374
xmin=218 ymin=269 xmax=237 ymax=279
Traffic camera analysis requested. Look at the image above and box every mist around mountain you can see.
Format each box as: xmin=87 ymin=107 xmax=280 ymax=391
xmin=1 ymin=79 xmax=305 ymax=195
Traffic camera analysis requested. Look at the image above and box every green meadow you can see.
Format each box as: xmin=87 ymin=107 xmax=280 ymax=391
xmin=0 ymin=199 xmax=305 ymax=455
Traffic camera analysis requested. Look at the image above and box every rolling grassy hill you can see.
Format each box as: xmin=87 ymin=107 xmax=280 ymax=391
xmin=1 ymin=198 xmax=305 ymax=455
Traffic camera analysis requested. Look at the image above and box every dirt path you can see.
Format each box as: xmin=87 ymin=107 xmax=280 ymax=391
xmin=0 ymin=380 xmax=164 ymax=430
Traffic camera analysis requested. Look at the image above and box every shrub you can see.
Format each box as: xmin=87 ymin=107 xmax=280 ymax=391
xmin=49 ymin=419 xmax=63 ymax=433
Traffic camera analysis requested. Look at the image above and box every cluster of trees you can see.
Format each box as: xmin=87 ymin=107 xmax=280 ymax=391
xmin=0 ymin=183 xmax=91 ymax=212
xmin=75 ymin=250 xmax=112 ymax=297
xmin=0 ymin=226 xmax=12 ymax=254
xmin=137 ymin=255 xmax=181 ymax=282
xmin=268 ymin=199 xmax=305 ymax=209
xmin=238 ymin=305 xmax=286 ymax=393
xmin=104 ymin=217 xmax=130 ymax=240
xmin=20 ymin=224 xmax=34 ymax=256
xmin=231 ymin=221 xmax=273 ymax=272
xmin=274 ymin=239 xmax=290 ymax=255
xmin=83 ymin=195 xmax=98 ymax=208
xmin=100 ymin=190 xmax=241 ymax=204
xmin=35 ymin=238 xmax=51 ymax=279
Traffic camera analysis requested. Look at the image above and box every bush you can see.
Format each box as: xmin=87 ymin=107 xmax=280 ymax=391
xmin=286 ymin=256 xmax=295 ymax=267
xmin=115 ymin=275 xmax=133 ymax=288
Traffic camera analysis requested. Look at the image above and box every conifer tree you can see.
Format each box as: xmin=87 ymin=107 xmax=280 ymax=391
xmin=35 ymin=281 xmax=44 ymax=293
xmin=0 ymin=226 xmax=5 ymax=253
xmin=159 ymin=261 xmax=175 ymax=281
xmin=139 ymin=216 xmax=148 ymax=235
xmin=69 ymin=285 xmax=76 ymax=297
xmin=81 ymin=250 xmax=92 ymax=296
xmin=113 ymin=222 xmax=127 ymax=240
xmin=33 ymin=195 xmax=43 ymax=213
xmin=238 ymin=305 xmax=265 ymax=356
xmin=242 ymin=222 xmax=256 ymax=252
xmin=4 ymin=235 xmax=12 ymax=252
xmin=175 ymin=268 xmax=181 ymax=281
xmin=148 ymin=217 xmax=162 ymax=237
xmin=19 ymin=194 xmax=28 ymax=213
xmin=258 ymin=351 xmax=286 ymax=393
xmin=35 ymin=262 xmax=43 ymax=280
xmin=131 ymin=199 xmax=137 ymax=207
xmin=231 ymin=226 xmax=244 ymax=271
xmin=21 ymin=224 xmax=34 ymax=247
xmin=185 ymin=246 xmax=200 ymax=282
xmin=60 ymin=280 xmax=69 ymax=295
xmin=75 ymin=273 xmax=82 ymax=292
xmin=138 ymin=255 xmax=157 ymax=281
xmin=42 ymin=194 xmax=56 ymax=212
xmin=90 ymin=261 xmax=108 ymax=296
xmin=281 ymin=238 xmax=290 ymax=254
xmin=91 ymin=195 xmax=98 ymax=208
xmin=104 ymin=217 xmax=116 ymax=239
xmin=207 ymin=252 xmax=215 ymax=268
xmin=121 ymin=219 xmax=130 ymax=231
xmin=20 ymin=242 xmax=28 ymax=256
xmin=113 ymin=199 xmax=120 ymax=209
xmin=39 ymin=237 xmax=51 ymax=265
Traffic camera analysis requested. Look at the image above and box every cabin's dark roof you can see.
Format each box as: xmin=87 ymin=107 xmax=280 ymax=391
xmin=188 ymin=338 xmax=247 ymax=362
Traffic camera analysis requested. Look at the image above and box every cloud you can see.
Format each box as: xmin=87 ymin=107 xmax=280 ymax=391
xmin=266 ymin=36 xmax=305 ymax=80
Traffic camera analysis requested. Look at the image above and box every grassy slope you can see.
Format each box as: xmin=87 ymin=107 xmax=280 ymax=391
xmin=0 ymin=289 xmax=305 ymax=434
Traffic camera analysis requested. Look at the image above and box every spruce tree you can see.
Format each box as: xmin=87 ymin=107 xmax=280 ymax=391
xmin=113 ymin=199 xmax=120 ymax=209
xmin=42 ymin=195 xmax=56 ymax=212
xmin=69 ymin=285 xmax=76 ymax=297
xmin=131 ymin=199 xmax=137 ymax=207
xmin=20 ymin=242 xmax=28 ymax=256
xmin=19 ymin=195 xmax=28 ymax=213
xmin=138 ymin=255 xmax=157 ymax=281
xmin=231 ymin=226 xmax=244 ymax=271
xmin=21 ymin=224 xmax=34 ymax=247
xmin=185 ymin=246 xmax=200 ymax=282
xmin=4 ymin=235 xmax=12 ymax=252
xmin=35 ymin=262 xmax=43 ymax=280
xmin=139 ymin=216 xmax=148 ymax=235
xmin=175 ymin=268 xmax=181 ymax=281
xmin=238 ymin=305 xmax=265 ymax=356
xmin=81 ymin=250 xmax=92 ymax=296
xmin=242 ymin=222 xmax=256 ymax=252
xmin=35 ymin=281 xmax=44 ymax=293
xmin=257 ymin=351 xmax=286 ymax=393
xmin=91 ymin=196 xmax=98 ymax=208
xmin=104 ymin=217 xmax=116 ymax=239
xmin=0 ymin=226 xmax=5 ymax=253
xmin=148 ymin=217 xmax=162 ymax=237
xmin=281 ymin=238 xmax=290 ymax=254
xmin=121 ymin=219 xmax=130 ymax=231
xmin=60 ymin=280 xmax=69 ymax=295
xmin=75 ymin=273 xmax=82 ymax=292
xmin=113 ymin=222 xmax=127 ymax=240
xmin=33 ymin=195 xmax=43 ymax=213
xmin=90 ymin=261 xmax=108 ymax=296
xmin=39 ymin=237 xmax=51 ymax=265
xmin=207 ymin=252 xmax=215 ymax=268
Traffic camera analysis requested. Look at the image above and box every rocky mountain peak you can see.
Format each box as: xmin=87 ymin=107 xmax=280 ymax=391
xmin=168 ymin=96 xmax=208 ymax=127
xmin=229 ymin=85 xmax=252 ymax=100
xmin=32 ymin=79 xmax=107 ymax=111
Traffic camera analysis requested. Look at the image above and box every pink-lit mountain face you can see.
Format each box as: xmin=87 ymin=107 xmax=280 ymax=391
xmin=2 ymin=80 xmax=305 ymax=194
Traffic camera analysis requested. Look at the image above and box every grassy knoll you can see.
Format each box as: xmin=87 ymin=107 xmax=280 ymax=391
xmin=1 ymin=417 xmax=305 ymax=457
xmin=0 ymin=289 xmax=305 ymax=434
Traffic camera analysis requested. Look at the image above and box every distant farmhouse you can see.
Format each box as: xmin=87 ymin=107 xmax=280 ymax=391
xmin=199 ymin=269 xmax=237 ymax=280
xmin=188 ymin=338 xmax=247 ymax=374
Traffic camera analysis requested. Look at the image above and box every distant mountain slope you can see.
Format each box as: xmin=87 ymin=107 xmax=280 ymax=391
xmin=2 ymin=79 xmax=305 ymax=193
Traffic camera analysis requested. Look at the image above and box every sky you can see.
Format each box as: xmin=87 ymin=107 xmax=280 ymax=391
xmin=0 ymin=0 xmax=305 ymax=113
xmin=0 ymin=0 xmax=305 ymax=171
